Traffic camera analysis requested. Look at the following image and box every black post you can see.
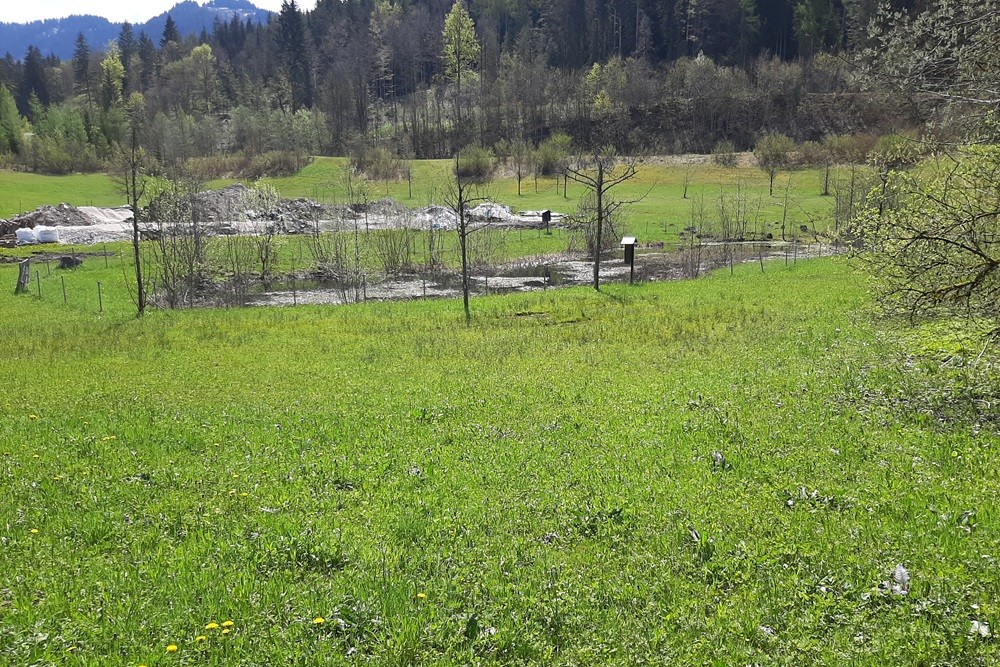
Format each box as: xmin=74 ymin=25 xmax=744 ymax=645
xmin=61 ymin=275 xmax=67 ymax=304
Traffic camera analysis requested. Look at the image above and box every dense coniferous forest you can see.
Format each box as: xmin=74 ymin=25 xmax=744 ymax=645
xmin=0 ymin=0 xmax=946 ymax=174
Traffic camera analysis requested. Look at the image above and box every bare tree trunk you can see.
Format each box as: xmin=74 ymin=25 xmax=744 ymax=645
xmin=459 ymin=198 xmax=470 ymax=323
xmin=593 ymin=162 xmax=604 ymax=291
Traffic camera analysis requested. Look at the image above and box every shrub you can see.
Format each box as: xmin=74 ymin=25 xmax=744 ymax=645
xmin=350 ymin=145 xmax=404 ymax=182
xmin=455 ymin=145 xmax=495 ymax=182
xmin=712 ymin=140 xmax=737 ymax=167
xmin=535 ymin=133 xmax=572 ymax=176
xmin=185 ymin=151 xmax=310 ymax=180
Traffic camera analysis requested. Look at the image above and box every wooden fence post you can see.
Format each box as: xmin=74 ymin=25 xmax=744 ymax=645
xmin=14 ymin=259 xmax=30 ymax=294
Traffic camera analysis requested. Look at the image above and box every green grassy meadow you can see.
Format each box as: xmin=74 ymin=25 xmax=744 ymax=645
xmin=0 ymin=171 xmax=125 ymax=217
xmin=1 ymin=252 xmax=998 ymax=665
xmin=2 ymin=157 xmax=839 ymax=243
xmin=234 ymin=157 xmax=838 ymax=243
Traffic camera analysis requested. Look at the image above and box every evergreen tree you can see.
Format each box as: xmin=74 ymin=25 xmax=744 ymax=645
xmin=793 ymin=0 xmax=841 ymax=57
xmin=73 ymin=32 xmax=92 ymax=105
xmin=276 ymin=0 xmax=313 ymax=111
xmin=18 ymin=46 xmax=48 ymax=117
xmin=138 ymin=32 xmax=157 ymax=91
xmin=162 ymin=15 xmax=181 ymax=48
xmin=118 ymin=22 xmax=137 ymax=94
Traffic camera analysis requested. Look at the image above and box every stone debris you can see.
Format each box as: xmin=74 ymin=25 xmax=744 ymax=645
xmin=7 ymin=187 xmax=566 ymax=246
xmin=12 ymin=203 xmax=95 ymax=228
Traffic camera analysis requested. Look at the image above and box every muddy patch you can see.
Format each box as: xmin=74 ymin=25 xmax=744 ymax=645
xmin=240 ymin=242 xmax=836 ymax=308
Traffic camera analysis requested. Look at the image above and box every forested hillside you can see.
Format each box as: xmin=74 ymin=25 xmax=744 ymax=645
xmin=0 ymin=0 xmax=961 ymax=173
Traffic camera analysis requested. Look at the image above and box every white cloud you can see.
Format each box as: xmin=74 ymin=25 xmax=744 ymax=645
xmin=0 ymin=0 xmax=317 ymax=24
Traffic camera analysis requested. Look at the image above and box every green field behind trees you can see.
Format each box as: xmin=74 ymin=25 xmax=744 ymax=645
xmin=1 ymin=253 xmax=999 ymax=665
xmin=1 ymin=156 xmax=840 ymax=243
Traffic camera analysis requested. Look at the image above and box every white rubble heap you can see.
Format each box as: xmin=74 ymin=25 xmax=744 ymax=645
xmin=6 ymin=193 xmax=562 ymax=246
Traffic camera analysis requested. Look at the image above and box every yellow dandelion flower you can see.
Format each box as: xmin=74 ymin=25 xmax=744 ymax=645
xmin=30 ymin=528 xmax=38 ymax=534
xmin=29 ymin=414 xmax=38 ymax=420
xmin=416 ymin=592 xmax=427 ymax=600
xmin=221 ymin=628 xmax=231 ymax=636
xmin=166 ymin=644 xmax=178 ymax=653
xmin=204 ymin=622 xmax=219 ymax=630
xmin=65 ymin=646 xmax=77 ymax=652
xmin=313 ymin=617 xmax=325 ymax=625
xmin=195 ymin=635 xmax=207 ymax=643
xmin=221 ymin=620 xmax=234 ymax=628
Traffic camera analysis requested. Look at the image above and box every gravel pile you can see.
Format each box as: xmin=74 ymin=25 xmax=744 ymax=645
xmin=12 ymin=203 xmax=94 ymax=228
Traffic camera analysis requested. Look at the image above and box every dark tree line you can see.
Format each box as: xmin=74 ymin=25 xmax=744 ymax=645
xmin=0 ymin=0 xmax=934 ymax=172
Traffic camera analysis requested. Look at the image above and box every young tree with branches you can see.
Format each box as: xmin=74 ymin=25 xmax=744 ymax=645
xmin=566 ymin=147 xmax=639 ymax=291
xmin=856 ymin=147 xmax=1000 ymax=331
xmin=114 ymin=93 xmax=149 ymax=315
xmin=445 ymin=146 xmax=493 ymax=322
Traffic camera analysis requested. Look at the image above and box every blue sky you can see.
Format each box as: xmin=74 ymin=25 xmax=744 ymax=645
xmin=0 ymin=0 xmax=318 ymax=24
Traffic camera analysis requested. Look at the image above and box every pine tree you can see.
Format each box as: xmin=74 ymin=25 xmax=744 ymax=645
xmin=137 ymin=32 xmax=157 ymax=91
xmin=118 ymin=22 xmax=137 ymax=94
xmin=73 ymin=32 xmax=92 ymax=106
xmin=276 ymin=0 xmax=313 ymax=111
xmin=161 ymin=15 xmax=180 ymax=48
xmin=18 ymin=46 xmax=49 ymax=117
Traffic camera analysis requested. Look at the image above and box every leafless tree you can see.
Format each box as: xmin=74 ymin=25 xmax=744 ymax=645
xmin=566 ymin=147 xmax=639 ymax=290
xmin=444 ymin=151 xmax=493 ymax=322
xmin=111 ymin=93 xmax=149 ymax=315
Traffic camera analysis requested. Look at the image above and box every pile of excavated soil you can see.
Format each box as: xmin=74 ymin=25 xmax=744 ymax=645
xmin=12 ymin=203 xmax=95 ymax=228
xmin=187 ymin=184 xmax=252 ymax=221
xmin=7 ymin=188 xmax=568 ymax=246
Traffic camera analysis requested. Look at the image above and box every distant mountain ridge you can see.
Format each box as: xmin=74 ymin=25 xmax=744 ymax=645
xmin=0 ymin=0 xmax=272 ymax=60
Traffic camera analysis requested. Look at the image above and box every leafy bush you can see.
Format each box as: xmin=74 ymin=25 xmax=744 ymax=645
xmin=185 ymin=151 xmax=310 ymax=180
xmin=535 ymin=133 xmax=572 ymax=176
xmin=350 ymin=145 xmax=404 ymax=182
xmin=712 ymin=140 xmax=737 ymax=167
xmin=19 ymin=136 xmax=104 ymax=174
xmin=455 ymin=145 xmax=495 ymax=182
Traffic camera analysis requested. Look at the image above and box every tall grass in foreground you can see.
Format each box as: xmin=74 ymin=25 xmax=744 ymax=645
xmin=0 ymin=258 xmax=997 ymax=666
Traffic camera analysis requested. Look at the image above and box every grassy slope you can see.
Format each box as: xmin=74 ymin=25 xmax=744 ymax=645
xmin=0 ymin=171 xmax=125 ymax=217
xmin=1 ymin=256 xmax=997 ymax=666
xmin=255 ymin=157 xmax=836 ymax=242
xmin=3 ymin=157 xmax=837 ymax=243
